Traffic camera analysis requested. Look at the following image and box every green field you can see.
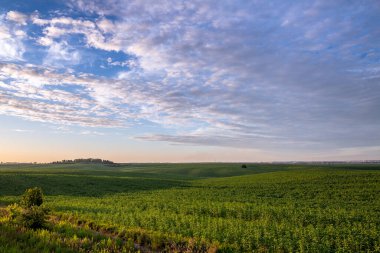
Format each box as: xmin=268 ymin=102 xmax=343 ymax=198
xmin=0 ymin=163 xmax=379 ymax=252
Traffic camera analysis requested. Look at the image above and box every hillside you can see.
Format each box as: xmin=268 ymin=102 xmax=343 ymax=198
xmin=0 ymin=163 xmax=379 ymax=252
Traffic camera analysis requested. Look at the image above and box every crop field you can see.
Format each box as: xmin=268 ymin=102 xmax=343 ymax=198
xmin=0 ymin=163 xmax=379 ymax=252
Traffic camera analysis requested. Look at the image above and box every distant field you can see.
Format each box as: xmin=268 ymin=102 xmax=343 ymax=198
xmin=0 ymin=163 xmax=379 ymax=252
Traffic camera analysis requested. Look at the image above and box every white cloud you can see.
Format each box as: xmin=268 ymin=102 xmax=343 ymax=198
xmin=14 ymin=30 xmax=26 ymax=37
xmin=84 ymin=29 xmax=120 ymax=51
xmin=36 ymin=36 xmax=53 ymax=46
xmin=79 ymin=130 xmax=105 ymax=135
xmin=0 ymin=63 xmax=148 ymax=127
xmin=31 ymin=12 xmax=49 ymax=26
xmin=96 ymin=18 xmax=115 ymax=33
xmin=107 ymin=57 xmax=136 ymax=68
xmin=12 ymin=129 xmax=34 ymax=133
xmin=43 ymin=26 xmax=67 ymax=37
xmin=44 ymin=41 xmax=81 ymax=66
xmin=0 ymin=84 xmax=118 ymax=127
xmin=33 ymin=15 xmax=121 ymax=52
xmin=0 ymin=23 xmax=25 ymax=60
xmin=6 ymin=11 xmax=28 ymax=25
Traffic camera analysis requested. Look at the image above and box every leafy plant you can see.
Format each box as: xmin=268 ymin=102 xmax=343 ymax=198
xmin=20 ymin=205 xmax=49 ymax=229
xmin=7 ymin=187 xmax=49 ymax=229
xmin=20 ymin=187 xmax=43 ymax=208
xmin=6 ymin=203 xmax=23 ymax=222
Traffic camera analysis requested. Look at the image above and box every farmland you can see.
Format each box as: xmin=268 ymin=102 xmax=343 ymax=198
xmin=0 ymin=163 xmax=379 ymax=252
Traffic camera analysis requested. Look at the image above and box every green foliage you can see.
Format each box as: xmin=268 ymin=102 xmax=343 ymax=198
xmin=20 ymin=187 xmax=43 ymax=208
xmin=20 ymin=205 xmax=49 ymax=229
xmin=6 ymin=187 xmax=49 ymax=229
xmin=0 ymin=163 xmax=379 ymax=252
xmin=6 ymin=203 xmax=23 ymax=222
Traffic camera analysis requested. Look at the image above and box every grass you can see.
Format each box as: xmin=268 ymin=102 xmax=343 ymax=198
xmin=0 ymin=163 xmax=379 ymax=252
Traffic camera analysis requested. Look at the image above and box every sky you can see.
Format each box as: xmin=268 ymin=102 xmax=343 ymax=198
xmin=0 ymin=0 xmax=379 ymax=163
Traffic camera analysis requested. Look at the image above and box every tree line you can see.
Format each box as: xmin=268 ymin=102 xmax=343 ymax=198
xmin=51 ymin=158 xmax=115 ymax=165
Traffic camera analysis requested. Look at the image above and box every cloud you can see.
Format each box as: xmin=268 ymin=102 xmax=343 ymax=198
xmin=79 ymin=130 xmax=105 ymax=135
xmin=33 ymin=14 xmax=121 ymax=52
xmin=44 ymin=41 xmax=81 ymax=67
xmin=5 ymin=11 xmax=28 ymax=25
xmin=0 ymin=63 xmax=121 ymax=127
xmin=0 ymin=62 xmax=208 ymax=128
xmin=86 ymin=0 xmax=379 ymax=150
xmin=36 ymin=36 xmax=53 ymax=46
xmin=107 ymin=57 xmax=135 ymax=67
xmin=12 ymin=129 xmax=34 ymax=133
xmin=1 ymin=1 xmax=380 ymax=155
xmin=97 ymin=18 xmax=115 ymax=33
xmin=0 ymin=16 xmax=25 ymax=61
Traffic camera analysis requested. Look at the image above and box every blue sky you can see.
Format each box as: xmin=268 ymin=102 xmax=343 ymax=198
xmin=0 ymin=0 xmax=379 ymax=162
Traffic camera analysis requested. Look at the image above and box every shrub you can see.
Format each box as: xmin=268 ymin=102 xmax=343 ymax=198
xmin=20 ymin=205 xmax=48 ymax=229
xmin=241 ymin=164 xmax=247 ymax=168
xmin=21 ymin=187 xmax=43 ymax=208
xmin=6 ymin=203 xmax=23 ymax=222
xmin=7 ymin=187 xmax=49 ymax=229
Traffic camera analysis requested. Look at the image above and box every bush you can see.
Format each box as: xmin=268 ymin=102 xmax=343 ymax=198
xmin=241 ymin=164 xmax=247 ymax=168
xmin=20 ymin=205 xmax=48 ymax=229
xmin=7 ymin=187 xmax=49 ymax=229
xmin=20 ymin=187 xmax=43 ymax=208
xmin=6 ymin=203 xmax=23 ymax=222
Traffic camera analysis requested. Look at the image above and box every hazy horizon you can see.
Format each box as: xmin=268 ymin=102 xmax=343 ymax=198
xmin=1 ymin=0 xmax=379 ymax=162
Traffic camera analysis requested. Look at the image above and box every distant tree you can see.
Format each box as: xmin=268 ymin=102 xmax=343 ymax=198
xmin=241 ymin=164 xmax=247 ymax=168
xmin=51 ymin=158 xmax=116 ymax=165
xmin=102 ymin=160 xmax=114 ymax=165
